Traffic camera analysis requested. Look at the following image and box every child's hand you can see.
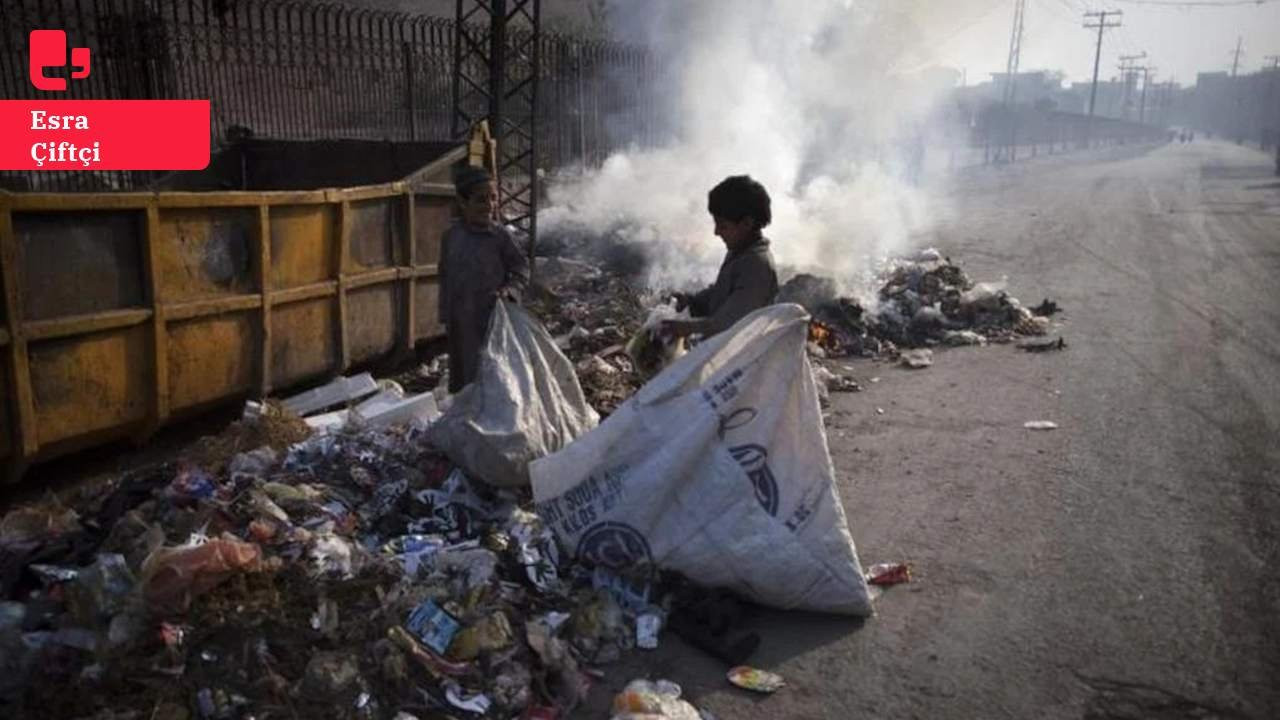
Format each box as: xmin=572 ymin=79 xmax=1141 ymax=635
xmin=659 ymin=319 xmax=700 ymax=339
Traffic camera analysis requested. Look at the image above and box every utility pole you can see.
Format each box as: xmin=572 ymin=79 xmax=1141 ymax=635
xmin=1002 ymin=0 xmax=1028 ymax=162
xmin=1084 ymin=10 xmax=1122 ymax=145
xmin=1139 ymin=66 xmax=1156 ymax=125
xmin=1230 ymin=38 xmax=1246 ymax=143
xmin=1263 ymin=56 xmax=1280 ymax=150
xmin=1119 ymin=52 xmax=1147 ymax=120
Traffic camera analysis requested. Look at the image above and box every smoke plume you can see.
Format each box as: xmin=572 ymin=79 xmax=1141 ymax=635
xmin=539 ymin=0 xmax=986 ymax=291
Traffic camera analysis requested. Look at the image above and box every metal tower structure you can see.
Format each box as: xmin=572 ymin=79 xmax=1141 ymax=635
xmin=452 ymin=0 xmax=542 ymax=247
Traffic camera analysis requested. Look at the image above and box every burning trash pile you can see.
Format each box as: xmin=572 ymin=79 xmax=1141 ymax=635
xmin=783 ymin=249 xmax=1062 ymax=360
xmin=0 ymin=410 xmax=717 ymax=720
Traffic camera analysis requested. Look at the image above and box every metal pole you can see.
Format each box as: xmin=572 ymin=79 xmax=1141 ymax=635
xmin=1084 ymin=11 xmax=1121 ymax=146
xmin=405 ymin=41 xmax=416 ymax=141
xmin=1087 ymin=14 xmax=1106 ymax=118
xmin=1140 ymin=67 xmax=1149 ymax=124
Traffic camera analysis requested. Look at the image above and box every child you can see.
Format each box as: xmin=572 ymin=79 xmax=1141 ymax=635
xmin=438 ymin=165 xmax=530 ymax=393
xmin=663 ymin=175 xmax=779 ymax=339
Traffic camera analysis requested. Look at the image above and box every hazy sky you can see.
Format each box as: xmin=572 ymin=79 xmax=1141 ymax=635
xmin=928 ymin=0 xmax=1280 ymax=87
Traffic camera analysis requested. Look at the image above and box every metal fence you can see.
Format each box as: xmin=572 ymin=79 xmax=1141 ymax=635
xmin=975 ymin=106 xmax=1172 ymax=164
xmin=0 ymin=0 xmax=665 ymax=192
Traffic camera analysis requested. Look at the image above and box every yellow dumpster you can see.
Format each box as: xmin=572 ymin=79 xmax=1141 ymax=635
xmin=0 ymin=125 xmax=497 ymax=481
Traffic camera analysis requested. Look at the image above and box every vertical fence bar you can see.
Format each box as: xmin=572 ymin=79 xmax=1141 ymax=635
xmin=405 ymin=39 xmax=416 ymax=141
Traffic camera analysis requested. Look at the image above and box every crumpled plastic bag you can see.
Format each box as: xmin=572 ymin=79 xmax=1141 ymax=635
xmin=611 ymin=679 xmax=701 ymax=720
xmin=626 ymin=302 xmax=688 ymax=379
xmin=141 ymin=534 xmax=263 ymax=612
xmin=427 ymin=301 xmax=597 ymax=488
xmin=0 ymin=501 xmax=80 ymax=547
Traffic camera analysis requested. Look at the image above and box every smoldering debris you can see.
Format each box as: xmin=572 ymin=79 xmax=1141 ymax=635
xmin=792 ymin=252 xmax=1063 ymax=361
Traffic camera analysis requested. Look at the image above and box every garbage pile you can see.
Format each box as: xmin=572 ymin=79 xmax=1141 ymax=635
xmin=0 ymin=408 xmax=704 ymax=720
xmin=526 ymin=257 xmax=653 ymax=417
xmin=782 ymin=249 xmax=1062 ymax=359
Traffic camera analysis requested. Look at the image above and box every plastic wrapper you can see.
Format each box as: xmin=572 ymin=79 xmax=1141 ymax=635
xmin=141 ymin=535 xmax=262 ymax=612
xmin=636 ymin=610 xmax=663 ymax=650
xmin=865 ymin=562 xmax=912 ymax=586
xmin=165 ymin=465 xmax=217 ymax=505
xmin=507 ymin=508 xmax=562 ymax=592
xmin=625 ymin=303 xmax=688 ymax=380
xmin=383 ymin=534 xmax=447 ymax=577
xmin=726 ymin=666 xmax=785 ymax=693
xmin=310 ymin=533 xmax=357 ymax=578
xmin=67 ymin=553 xmax=136 ymax=622
xmin=448 ymin=611 xmax=513 ymax=661
xmin=0 ymin=501 xmax=81 ymax=546
xmin=406 ymin=599 xmax=461 ymax=655
xmin=611 ymin=679 xmax=700 ymax=720
xmin=387 ymin=625 xmax=471 ymax=678
xmin=445 ymin=683 xmax=491 ymax=714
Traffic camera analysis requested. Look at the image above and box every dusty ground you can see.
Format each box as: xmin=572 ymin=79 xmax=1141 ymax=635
xmin=583 ymin=140 xmax=1280 ymax=719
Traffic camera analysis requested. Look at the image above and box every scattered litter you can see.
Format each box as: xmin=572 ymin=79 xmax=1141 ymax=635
xmin=1024 ymin=421 xmax=1059 ymax=430
xmin=866 ymin=562 xmax=912 ymax=586
xmin=1031 ymin=299 xmax=1061 ymax=316
xmin=281 ymin=372 xmax=379 ymax=416
xmin=900 ymin=348 xmax=934 ymax=369
xmin=445 ymin=683 xmax=492 ymax=714
xmin=944 ymin=330 xmax=987 ymax=346
xmin=636 ymin=610 xmax=664 ymax=650
xmin=0 ymin=245 xmax=1059 ymax=718
xmin=612 ymin=678 xmax=701 ymax=720
xmin=1017 ymin=337 xmax=1067 ymax=353
xmin=727 ymin=666 xmax=786 ymax=694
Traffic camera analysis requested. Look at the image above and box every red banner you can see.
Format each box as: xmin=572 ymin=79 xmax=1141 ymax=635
xmin=0 ymin=100 xmax=210 ymax=171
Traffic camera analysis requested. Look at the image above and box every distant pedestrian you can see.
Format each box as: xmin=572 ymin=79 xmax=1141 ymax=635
xmin=663 ymin=175 xmax=779 ymax=340
xmin=438 ymin=165 xmax=530 ymax=393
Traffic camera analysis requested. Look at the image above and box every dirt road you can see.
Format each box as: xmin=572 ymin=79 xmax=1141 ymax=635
xmin=589 ymin=141 xmax=1280 ymax=719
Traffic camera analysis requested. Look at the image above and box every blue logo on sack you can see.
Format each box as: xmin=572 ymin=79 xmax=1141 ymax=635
xmin=730 ymin=444 xmax=780 ymax=517
xmin=577 ymin=521 xmax=652 ymax=570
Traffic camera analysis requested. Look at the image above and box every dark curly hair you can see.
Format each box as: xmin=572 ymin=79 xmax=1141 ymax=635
xmin=707 ymin=175 xmax=772 ymax=230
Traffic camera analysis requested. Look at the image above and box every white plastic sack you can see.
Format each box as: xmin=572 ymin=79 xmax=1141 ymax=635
xmin=531 ymin=304 xmax=872 ymax=616
xmin=428 ymin=301 xmax=599 ymax=488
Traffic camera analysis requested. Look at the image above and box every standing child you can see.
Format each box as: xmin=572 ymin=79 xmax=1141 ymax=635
xmin=438 ymin=165 xmax=530 ymax=393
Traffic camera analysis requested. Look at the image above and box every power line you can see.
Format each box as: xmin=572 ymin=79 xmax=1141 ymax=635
xmin=1108 ymin=0 xmax=1277 ymax=6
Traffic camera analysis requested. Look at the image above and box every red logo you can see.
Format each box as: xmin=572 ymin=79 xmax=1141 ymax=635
xmin=28 ymin=30 xmax=91 ymax=91
xmin=2 ymin=29 xmax=208 ymax=171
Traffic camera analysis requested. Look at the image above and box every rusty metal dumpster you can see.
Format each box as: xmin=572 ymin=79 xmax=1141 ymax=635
xmin=0 ymin=126 xmax=497 ymax=481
